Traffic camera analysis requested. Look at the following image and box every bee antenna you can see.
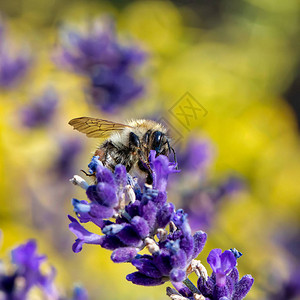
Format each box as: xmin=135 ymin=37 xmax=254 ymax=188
xmin=167 ymin=141 xmax=178 ymax=169
xmin=171 ymin=147 xmax=178 ymax=169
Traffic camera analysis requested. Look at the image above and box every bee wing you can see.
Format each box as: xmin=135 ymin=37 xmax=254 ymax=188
xmin=68 ymin=117 xmax=132 ymax=138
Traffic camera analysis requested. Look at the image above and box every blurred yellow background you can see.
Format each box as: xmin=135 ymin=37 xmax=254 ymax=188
xmin=0 ymin=0 xmax=300 ymax=299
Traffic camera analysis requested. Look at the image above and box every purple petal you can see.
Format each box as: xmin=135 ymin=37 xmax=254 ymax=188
xmin=126 ymin=200 xmax=140 ymax=218
xmin=139 ymin=200 xmax=157 ymax=229
xmin=156 ymin=203 xmax=174 ymax=228
xmin=88 ymin=156 xmax=101 ymax=173
xmin=180 ymin=235 xmax=194 ymax=261
xmin=111 ymin=247 xmax=137 ymax=263
xmin=192 ymin=231 xmax=207 ymax=259
xmin=207 ymin=248 xmax=222 ymax=273
xmin=149 ymin=151 xmax=179 ymax=192
xmin=0 ymin=50 xmax=31 ymax=89
xmin=228 ymin=267 xmax=239 ymax=283
xmin=116 ymin=224 xmax=143 ymax=247
xmin=220 ymin=250 xmax=237 ymax=274
xmin=100 ymin=235 xmax=124 ymax=250
xmin=68 ymin=215 xmax=103 ymax=252
xmin=170 ymin=268 xmax=186 ymax=282
xmin=126 ymin=272 xmax=166 ymax=286
xmin=152 ymin=191 xmax=167 ymax=206
xmin=86 ymin=183 xmax=117 ymax=209
xmin=171 ymin=249 xmax=187 ymax=269
xmin=213 ymin=284 xmax=229 ymax=299
xmin=114 ymin=164 xmax=127 ymax=187
xmin=96 ymin=182 xmax=118 ymax=207
xmin=153 ymin=251 xmax=172 ymax=276
xmin=96 ymin=164 xmax=115 ymax=185
xmin=215 ymin=272 xmax=227 ymax=287
xmin=233 ymin=275 xmax=254 ymax=299
xmin=89 ymin=203 xmax=114 ymax=219
xmin=131 ymin=216 xmax=150 ymax=238
xmin=225 ymin=272 xmax=235 ymax=298
xmin=131 ymin=258 xmax=162 ymax=278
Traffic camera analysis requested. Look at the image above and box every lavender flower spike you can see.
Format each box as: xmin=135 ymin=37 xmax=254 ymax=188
xmin=197 ymin=249 xmax=254 ymax=300
xmin=0 ymin=17 xmax=31 ymax=89
xmin=207 ymin=249 xmax=237 ymax=287
xmin=68 ymin=151 xmax=253 ymax=299
xmin=20 ymin=87 xmax=58 ymax=128
xmin=55 ymin=17 xmax=145 ymax=112
xmin=0 ymin=238 xmax=89 ymax=299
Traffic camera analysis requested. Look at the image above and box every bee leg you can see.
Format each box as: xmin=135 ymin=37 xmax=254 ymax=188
xmin=80 ymin=169 xmax=95 ymax=177
xmin=137 ymin=149 xmax=153 ymax=184
xmin=138 ymin=160 xmax=153 ymax=184
xmin=138 ymin=149 xmax=152 ymax=172
xmin=146 ymin=172 xmax=153 ymax=185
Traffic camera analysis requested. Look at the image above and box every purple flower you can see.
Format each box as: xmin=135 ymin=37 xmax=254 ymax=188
xmin=72 ymin=285 xmax=89 ymax=300
xmin=53 ymin=138 xmax=82 ymax=178
xmin=20 ymin=87 xmax=58 ymax=128
xmin=127 ymin=225 xmax=207 ymax=286
xmin=68 ymin=151 xmax=253 ymax=297
xmin=177 ymin=138 xmax=213 ymax=172
xmin=0 ymin=239 xmax=89 ymax=299
xmin=195 ymin=249 xmax=253 ymax=300
xmin=69 ymin=153 xmax=206 ymax=286
xmin=207 ymin=249 xmax=237 ymax=287
xmin=55 ymin=17 xmax=145 ymax=112
xmin=0 ymin=18 xmax=31 ymax=89
xmin=90 ymin=66 xmax=143 ymax=112
xmin=198 ymin=267 xmax=254 ymax=300
xmin=181 ymin=176 xmax=244 ymax=231
xmin=149 ymin=150 xmax=179 ymax=193
xmin=11 ymin=240 xmax=45 ymax=270
xmin=274 ymin=268 xmax=300 ymax=299
xmin=3 ymin=240 xmax=57 ymax=298
xmin=0 ymin=50 xmax=31 ymax=89
xmin=68 ymin=215 xmax=104 ymax=253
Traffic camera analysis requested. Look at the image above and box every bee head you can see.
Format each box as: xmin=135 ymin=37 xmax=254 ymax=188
xmin=151 ymin=131 xmax=167 ymax=155
xmin=151 ymin=130 xmax=177 ymax=167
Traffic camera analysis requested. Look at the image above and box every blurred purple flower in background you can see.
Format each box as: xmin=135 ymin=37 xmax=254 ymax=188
xmin=0 ymin=17 xmax=31 ymax=89
xmin=177 ymin=137 xmax=212 ymax=172
xmin=54 ymin=138 xmax=82 ymax=178
xmin=182 ymin=176 xmax=244 ymax=231
xmin=1 ymin=239 xmax=57 ymax=298
xmin=267 ymin=226 xmax=300 ymax=299
xmin=72 ymin=285 xmax=89 ymax=300
xmin=171 ymin=136 xmax=244 ymax=231
xmin=20 ymin=87 xmax=58 ymax=128
xmin=0 ymin=239 xmax=88 ymax=299
xmin=55 ymin=18 xmax=145 ymax=113
xmin=273 ymin=269 xmax=300 ymax=300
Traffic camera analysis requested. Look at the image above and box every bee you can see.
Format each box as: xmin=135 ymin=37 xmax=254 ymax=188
xmin=68 ymin=117 xmax=176 ymax=183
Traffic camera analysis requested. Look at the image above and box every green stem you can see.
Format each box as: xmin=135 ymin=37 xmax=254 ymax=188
xmin=121 ymin=210 xmax=132 ymax=222
xmin=183 ymin=278 xmax=200 ymax=294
